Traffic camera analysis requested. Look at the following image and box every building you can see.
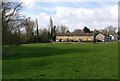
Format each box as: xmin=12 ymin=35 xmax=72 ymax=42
xmin=109 ymin=34 xmax=115 ymax=41
xmin=56 ymin=33 xmax=117 ymax=42
xmin=56 ymin=33 xmax=93 ymax=42
xmin=96 ymin=33 xmax=105 ymax=42
xmin=95 ymin=33 xmax=117 ymax=42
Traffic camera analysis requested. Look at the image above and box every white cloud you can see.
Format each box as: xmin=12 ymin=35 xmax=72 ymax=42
xmin=110 ymin=5 xmax=118 ymax=21
xmin=19 ymin=0 xmax=119 ymax=2
xmin=36 ymin=13 xmax=50 ymax=29
xmin=21 ymin=3 xmax=118 ymax=32
xmin=20 ymin=0 xmax=38 ymax=9
xmin=9 ymin=0 xmax=119 ymax=2
xmin=51 ymin=5 xmax=118 ymax=31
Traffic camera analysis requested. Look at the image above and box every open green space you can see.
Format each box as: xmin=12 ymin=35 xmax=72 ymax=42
xmin=3 ymin=42 xmax=118 ymax=79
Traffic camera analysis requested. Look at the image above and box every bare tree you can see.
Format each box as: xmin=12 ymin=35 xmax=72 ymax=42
xmin=1 ymin=1 xmax=22 ymax=45
xmin=25 ymin=17 xmax=35 ymax=43
xmin=40 ymin=28 xmax=49 ymax=43
xmin=60 ymin=25 xmax=68 ymax=34
xmin=106 ymin=26 xmax=116 ymax=35
xmin=56 ymin=26 xmax=61 ymax=34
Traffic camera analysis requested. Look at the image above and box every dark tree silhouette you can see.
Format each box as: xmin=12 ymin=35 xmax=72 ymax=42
xmin=83 ymin=26 xmax=91 ymax=33
xmin=48 ymin=17 xmax=56 ymax=42
xmin=36 ymin=19 xmax=39 ymax=35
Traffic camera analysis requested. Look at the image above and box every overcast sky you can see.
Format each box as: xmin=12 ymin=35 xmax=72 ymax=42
xmin=19 ymin=0 xmax=119 ymax=32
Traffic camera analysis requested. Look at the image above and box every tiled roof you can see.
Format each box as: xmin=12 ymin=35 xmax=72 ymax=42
xmin=56 ymin=33 xmax=93 ymax=36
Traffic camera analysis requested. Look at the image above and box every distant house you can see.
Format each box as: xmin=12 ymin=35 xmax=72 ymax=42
xmin=96 ymin=33 xmax=117 ymax=42
xmin=96 ymin=33 xmax=105 ymax=42
xmin=109 ymin=34 xmax=115 ymax=41
xmin=56 ymin=33 xmax=93 ymax=42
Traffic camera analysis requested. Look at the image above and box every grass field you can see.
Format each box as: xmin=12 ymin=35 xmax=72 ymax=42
xmin=3 ymin=42 xmax=118 ymax=79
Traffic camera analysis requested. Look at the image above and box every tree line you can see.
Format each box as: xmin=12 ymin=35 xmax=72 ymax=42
xmin=2 ymin=1 xmax=56 ymax=46
xmin=2 ymin=1 xmax=119 ymax=46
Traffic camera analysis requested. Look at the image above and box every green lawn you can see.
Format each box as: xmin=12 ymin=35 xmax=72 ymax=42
xmin=3 ymin=42 xmax=118 ymax=79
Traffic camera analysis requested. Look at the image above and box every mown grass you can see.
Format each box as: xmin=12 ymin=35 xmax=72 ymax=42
xmin=2 ymin=42 xmax=118 ymax=79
